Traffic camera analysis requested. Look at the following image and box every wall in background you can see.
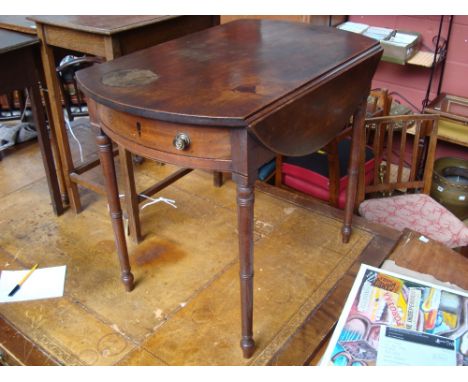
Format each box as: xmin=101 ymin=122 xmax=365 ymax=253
xmin=220 ymin=15 xmax=346 ymax=26
xmin=349 ymin=16 xmax=468 ymax=112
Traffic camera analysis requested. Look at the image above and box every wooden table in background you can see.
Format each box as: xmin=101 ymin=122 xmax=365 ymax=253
xmin=389 ymin=229 xmax=468 ymax=290
xmin=0 ymin=29 xmax=63 ymax=215
xmin=0 ymin=16 xmax=37 ymax=35
xmin=77 ymin=19 xmax=382 ymax=358
xmin=29 ymin=15 xmax=220 ymax=241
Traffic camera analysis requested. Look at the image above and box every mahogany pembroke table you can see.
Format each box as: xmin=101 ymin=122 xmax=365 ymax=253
xmin=76 ymin=20 xmax=382 ymax=358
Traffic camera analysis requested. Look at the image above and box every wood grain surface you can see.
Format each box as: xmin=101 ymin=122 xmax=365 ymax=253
xmin=77 ymin=20 xmax=380 ymax=129
xmin=28 ymin=15 xmax=177 ymax=35
xmin=0 ymin=131 xmax=399 ymax=365
xmin=0 ymin=16 xmax=37 ymax=35
xmin=78 ymin=19 xmax=382 ymax=357
xmin=0 ymin=29 xmax=37 ymax=54
xmin=390 ymin=229 xmax=468 ymax=290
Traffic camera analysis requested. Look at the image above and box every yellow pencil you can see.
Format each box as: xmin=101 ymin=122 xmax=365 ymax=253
xmin=8 ymin=264 xmax=39 ymax=297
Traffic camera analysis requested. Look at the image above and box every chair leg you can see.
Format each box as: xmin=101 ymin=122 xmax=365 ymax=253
xmin=274 ymin=155 xmax=283 ymax=187
xmin=213 ymin=171 xmax=223 ymax=187
xmin=97 ymin=130 xmax=134 ymax=291
xmin=326 ymin=140 xmax=340 ymax=208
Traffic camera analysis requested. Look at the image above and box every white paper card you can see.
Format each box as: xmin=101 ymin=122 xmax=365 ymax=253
xmin=418 ymin=235 xmax=430 ymax=243
xmin=0 ymin=265 xmax=66 ymax=303
xmin=376 ymin=326 xmax=456 ymax=366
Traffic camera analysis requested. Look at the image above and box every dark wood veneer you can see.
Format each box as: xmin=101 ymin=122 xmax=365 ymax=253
xmin=77 ymin=19 xmax=382 ymax=358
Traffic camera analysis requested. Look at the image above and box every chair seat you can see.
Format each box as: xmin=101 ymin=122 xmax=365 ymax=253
xmin=359 ymin=193 xmax=468 ymax=248
xmin=282 ymin=138 xmax=375 ymax=209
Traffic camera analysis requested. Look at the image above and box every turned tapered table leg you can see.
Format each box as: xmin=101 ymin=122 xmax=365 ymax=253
xmin=342 ymin=98 xmax=367 ymax=243
xmin=235 ymin=176 xmax=256 ymax=358
xmin=96 ymin=130 xmax=134 ymax=291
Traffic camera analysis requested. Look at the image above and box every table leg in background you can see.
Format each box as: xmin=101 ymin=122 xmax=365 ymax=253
xmin=29 ymin=83 xmax=65 ymax=215
xmin=37 ymin=24 xmax=82 ymax=213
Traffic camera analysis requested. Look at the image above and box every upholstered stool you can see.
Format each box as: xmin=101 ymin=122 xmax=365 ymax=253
xmin=359 ymin=193 xmax=468 ymax=248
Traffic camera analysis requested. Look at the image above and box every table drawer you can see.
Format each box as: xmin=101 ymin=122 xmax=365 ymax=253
xmin=96 ymin=104 xmax=232 ymax=160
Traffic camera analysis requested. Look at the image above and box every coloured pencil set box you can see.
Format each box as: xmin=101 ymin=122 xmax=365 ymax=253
xmin=321 ymin=264 xmax=468 ymax=366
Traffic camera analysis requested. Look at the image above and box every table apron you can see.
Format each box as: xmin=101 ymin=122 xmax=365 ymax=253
xmin=99 ymin=120 xmax=234 ymax=173
xmin=42 ymin=24 xmax=107 ymax=57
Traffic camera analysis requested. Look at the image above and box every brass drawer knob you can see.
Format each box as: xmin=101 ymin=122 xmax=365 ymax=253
xmin=173 ymin=133 xmax=191 ymax=151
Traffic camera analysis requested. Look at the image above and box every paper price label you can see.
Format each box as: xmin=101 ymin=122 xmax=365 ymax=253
xmin=419 ymin=235 xmax=429 ymax=243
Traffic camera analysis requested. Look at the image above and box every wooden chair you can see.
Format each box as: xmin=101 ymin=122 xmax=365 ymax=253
xmin=367 ymin=88 xmax=392 ymax=117
xmin=56 ymin=56 xmax=104 ymax=163
xmin=56 ymin=56 xmax=104 ymax=123
xmin=356 ymin=114 xmax=468 ymax=249
xmin=274 ymin=127 xmax=376 ymax=208
xmin=0 ymin=90 xmax=27 ymax=121
xmin=274 ymin=89 xmax=392 ymax=208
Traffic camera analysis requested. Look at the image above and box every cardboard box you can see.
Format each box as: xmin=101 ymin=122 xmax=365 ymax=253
xmin=381 ymin=31 xmax=421 ymax=64
xmin=363 ymin=26 xmax=394 ymax=41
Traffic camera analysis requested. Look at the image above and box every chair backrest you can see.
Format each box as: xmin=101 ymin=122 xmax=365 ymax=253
xmin=0 ymin=90 xmax=27 ymax=121
xmin=56 ymin=56 xmax=104 ymax=122
xmin=357 ymin=114 xmax=439 ymax=205
xmin=367 ymin=88 xmax=392 ymax=118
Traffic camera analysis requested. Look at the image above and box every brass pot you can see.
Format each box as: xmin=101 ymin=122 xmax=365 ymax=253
xmin=430 ymin=157 xmax=468 ymax=220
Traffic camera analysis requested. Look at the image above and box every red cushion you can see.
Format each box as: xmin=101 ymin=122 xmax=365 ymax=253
xmin=282 ymin=159 xmax=375 ymax=209
xmin=359 ymin=193 xmax=468 ymax=248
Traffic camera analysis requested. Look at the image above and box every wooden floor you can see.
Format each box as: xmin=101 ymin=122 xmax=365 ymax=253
xmin=0 ymin=124 xmax=401 ymax=365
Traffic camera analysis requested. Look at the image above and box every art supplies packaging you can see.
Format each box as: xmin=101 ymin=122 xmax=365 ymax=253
xmin=322 ymin=264 xmax=468 ymax=366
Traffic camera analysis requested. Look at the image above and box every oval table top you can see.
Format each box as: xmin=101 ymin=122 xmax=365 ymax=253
xmin=77 ymin=19 xmax=380 ymax=128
